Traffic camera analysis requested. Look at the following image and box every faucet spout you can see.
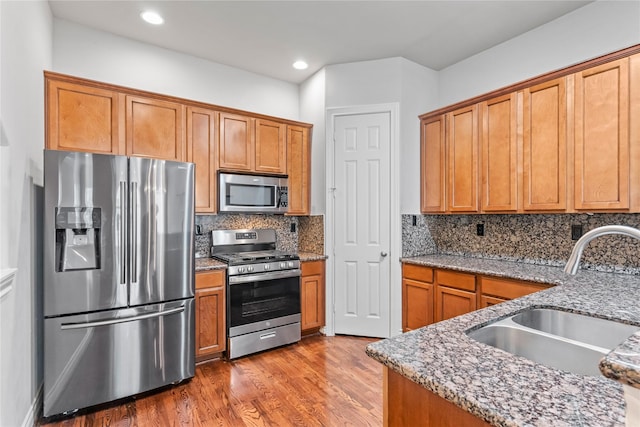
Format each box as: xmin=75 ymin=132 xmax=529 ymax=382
xmin=564 ymin=225 xmax=640 ymax=275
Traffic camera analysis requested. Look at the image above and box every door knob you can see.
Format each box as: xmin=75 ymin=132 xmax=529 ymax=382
xmin=381 ymin=251 xmax=388 ymax=257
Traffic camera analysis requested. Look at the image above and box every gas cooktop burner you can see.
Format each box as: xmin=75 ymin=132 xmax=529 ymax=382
xmin=213 ymin=250 xmax=299 ymax=265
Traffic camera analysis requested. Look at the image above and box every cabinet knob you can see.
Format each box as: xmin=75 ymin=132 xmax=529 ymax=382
xmin=381 ymin=251 xmax=388 ymax=257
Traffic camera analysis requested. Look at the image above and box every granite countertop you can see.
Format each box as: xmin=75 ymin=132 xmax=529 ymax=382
xmin=366 ymin=254 xmax=640 ymax=427
xmin=195 ymin=257 xmax=227 ymax=271
xmin=298 ymin=252 xmax=328 ymax=262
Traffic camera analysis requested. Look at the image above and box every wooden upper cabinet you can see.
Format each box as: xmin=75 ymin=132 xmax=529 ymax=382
xmin=46 ymin=79 xmax=123 ymax=154
xmin=480 ymin=93 xmax=518 ymax=212
xmin=574 ymin=58 xmax=630 ymax=210
xmin=219 ymin=112 xmax=253 ymax=171
xmin=523 ymin=77 xmax=567 ymax=211
xmin=187 ymin=107 xmax=217 ymax=213
xmin=630 ymin=53 xmax=640 ymax=212
xmin=255 ymin=119 xmax=287 ymax=174
xmin=125 ymin=95 xmax=185 ymax=161
xmin=287 ymin=125 xmax=311 ymax=215
xmin=421 ymin=115 xmax=446 ymax=213
xmin=447 ymin=105 xmax=479 ymax=212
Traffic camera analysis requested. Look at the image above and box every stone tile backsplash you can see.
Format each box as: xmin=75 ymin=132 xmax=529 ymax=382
xmin=402 ymin=213 xmax=640 ymax=274
xmin=195 ymin=214 xmax=299 ymax=257
xmin=298 ymin=215 xmax=325 ymax=254
xmin=194 ymin=214 xmax=326 ymax=258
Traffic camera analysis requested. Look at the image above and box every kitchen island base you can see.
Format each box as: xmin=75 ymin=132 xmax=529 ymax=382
xmin=384 ymin=367 xmax=490 ymax=427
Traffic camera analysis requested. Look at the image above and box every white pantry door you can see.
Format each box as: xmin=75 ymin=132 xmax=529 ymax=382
xmin=333 ymin=112 xmax=391 ymax=338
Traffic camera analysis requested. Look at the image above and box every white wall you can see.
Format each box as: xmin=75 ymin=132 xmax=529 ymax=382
xmin=439 ymin=0 xmax=640 ymax=108
xmin=0 ymin=1 xmax=52 ymax=426
xmin=399 ymin=60 xmax=439 ymax=214
xmin=299 ymin=68 xmax=326 ymax=215
xmin=53 ymin=19 xmax=300 ymax=120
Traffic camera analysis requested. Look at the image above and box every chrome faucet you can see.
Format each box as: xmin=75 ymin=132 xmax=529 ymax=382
xmin=564 ymin=225 xmax=640 ymax=274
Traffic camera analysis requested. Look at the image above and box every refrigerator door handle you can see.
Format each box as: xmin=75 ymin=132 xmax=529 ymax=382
xmin=119 ymin=181 xmax=127 ymax=284
xmin=60 ymin=306 xmax=185 ymax=330
xmin=131 ymin=181 xmax=138 ymax=282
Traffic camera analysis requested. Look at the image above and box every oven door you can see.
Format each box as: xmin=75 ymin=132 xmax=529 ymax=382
xmin=227 ymin=269 xmax=301 ymax=336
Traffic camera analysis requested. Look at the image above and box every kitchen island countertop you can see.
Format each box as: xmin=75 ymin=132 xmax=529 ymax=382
xmin=366 ymin=254 xmax=640 ymax=426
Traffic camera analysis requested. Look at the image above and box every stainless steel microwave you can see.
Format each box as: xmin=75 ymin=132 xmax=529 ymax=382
xmin=218 ymin=172 xmax=288 ymax=214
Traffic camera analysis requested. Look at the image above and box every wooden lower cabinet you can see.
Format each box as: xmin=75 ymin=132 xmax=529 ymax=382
xmin=301 ymin=260 xmax=326 ymax=334
xmin=402 ymin=264 xmax=434 ymax=332
xmin=435 ymin=286 xmax=477 ymax=322
xmin=402 ymin=263 xmax=552 ymax=325
xmin=195 ymin=270 xmax=226 ymax=362
xmin=435 ymin=269 xmax=477 ymax=322
xmin=384 ymin=367 xmax=490 ymax=427
xmin=479 ymin=276 xmax=550 ymax=308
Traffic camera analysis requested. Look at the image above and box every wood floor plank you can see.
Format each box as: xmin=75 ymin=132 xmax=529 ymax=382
xmin=41 ymin=335 xmax=382 ymax=427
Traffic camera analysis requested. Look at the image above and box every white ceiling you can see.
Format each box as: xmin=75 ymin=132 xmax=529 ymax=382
xmin=48 ymin=0 xmax=594 ymax=84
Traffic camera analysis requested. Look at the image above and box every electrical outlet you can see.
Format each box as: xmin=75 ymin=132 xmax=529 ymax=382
xmin=476 ymin=224 xmax=485 ymax=236
xmin=412 ymin=215 xmax=417 ymax=226
xmin=571 ymin=224 xmax=583 ymax=240
xmin=290 ymin=223 xmax=296 ymax=233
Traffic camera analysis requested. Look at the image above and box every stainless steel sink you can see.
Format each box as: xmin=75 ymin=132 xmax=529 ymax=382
xmin=511 ymin=308 xmax=640 ymax=350
xmin=467 ymin=308 xmax=640 ymax=376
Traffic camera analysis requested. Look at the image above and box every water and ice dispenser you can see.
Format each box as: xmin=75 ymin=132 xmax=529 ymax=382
xmin=55 ymin=207 xmax=101 ymax=271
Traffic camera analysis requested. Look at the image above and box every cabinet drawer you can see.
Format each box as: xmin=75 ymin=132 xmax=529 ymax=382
xmin=436 ymin=270 xmax=476 ymax=291
xmin=402 ymin=264 xmax=434 ymax=283
xmin=196 ymin=269 xmax=225 ymax=289
xmin=480 ymin=276 xmax=549 ymax=300
xmin=302 ymin=260 xmax=325 ymax=276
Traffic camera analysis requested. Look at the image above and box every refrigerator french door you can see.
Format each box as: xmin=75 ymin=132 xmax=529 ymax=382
xmin=43 ymin=150 xmax=195 ymax=417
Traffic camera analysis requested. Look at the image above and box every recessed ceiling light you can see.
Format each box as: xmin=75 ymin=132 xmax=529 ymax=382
xmin=293 ymin=60 xmax=308 ymax=70
xmin=141 ymin=11 xmax=164 ymax=25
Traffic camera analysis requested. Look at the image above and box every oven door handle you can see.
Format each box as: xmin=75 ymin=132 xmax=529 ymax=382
xmin=228 ymin=269 xmax=302 ymax=285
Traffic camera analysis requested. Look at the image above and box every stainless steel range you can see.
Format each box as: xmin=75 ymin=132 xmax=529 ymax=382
xmin=211 ymin=229 xmax=301 ymax=359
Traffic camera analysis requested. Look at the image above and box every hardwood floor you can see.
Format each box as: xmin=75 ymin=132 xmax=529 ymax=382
xmin=40 ymin=335 xmax=383 ymax=427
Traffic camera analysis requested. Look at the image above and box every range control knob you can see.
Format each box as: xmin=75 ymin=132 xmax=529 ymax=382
xmin=238 ymin=267 xmax=246 ymax=273
xmin=264 ymin=264 xmax=271 ymax=271
xmin=247 ymin=266 xmax=254 ymax=273
xmin=280 ymin=262 xmax=287 ymax=269
xmin=288 ymin=261 xmax=295 ymax=268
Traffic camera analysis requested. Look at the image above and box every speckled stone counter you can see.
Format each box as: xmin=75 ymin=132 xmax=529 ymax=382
xmin=194 ymin=257 xmax=227 ymax=272
xmin=299 ymin=252 xmax=328 ymax=262
xmin=366 ymin=254 xmax=640 ymax=427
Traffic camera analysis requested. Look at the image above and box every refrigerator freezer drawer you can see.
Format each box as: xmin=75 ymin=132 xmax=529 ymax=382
xmin=43 ymin=299 xmax=195 ymax=417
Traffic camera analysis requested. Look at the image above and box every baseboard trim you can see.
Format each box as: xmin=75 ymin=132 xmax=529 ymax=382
xmin=21 ymin=384 xmax=42 ymax=427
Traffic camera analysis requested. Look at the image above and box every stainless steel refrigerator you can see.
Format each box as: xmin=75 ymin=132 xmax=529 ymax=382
xmin=43 ymin=150 xmax=195 ymax=417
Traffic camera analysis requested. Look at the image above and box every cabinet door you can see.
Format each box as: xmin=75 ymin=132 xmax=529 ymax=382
xmin=435 ymin=286 xmax=476 ymax=322
xmin=187 ymin=107 xmax=217 ymax=213
xmin=447 ymin=105 xmax=479 ymax=212
xmin=402 ymin=278 xmax=434 ymax=332
xmin=219 ymin=112 xmax=253 ymax=171
xmin=255 ymin=119 xmax=287 ymax=174
xmin=125 ymin=95 xmax=185 ymax=161
xmin=195 ymin=270 xmax=226 ymax=360
xmin=523 ymin=77 xmax=567 ymax=211
xmin=421 ymin=116 xmax=446 ymax=213
xmin=574 ymin=58 xmax=630 ymax=210
xmin=480 ymin=93 xmax=518 ymax=212
xmin=479 ymin=295 xmax=508 ymax=308
xmin=301 ymin=260 xmax=325 ymax=333
xmin=287 ymin=125 xmax=311 ymax=215
xmin=46 ymin=79 xmax=123 ymax=154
